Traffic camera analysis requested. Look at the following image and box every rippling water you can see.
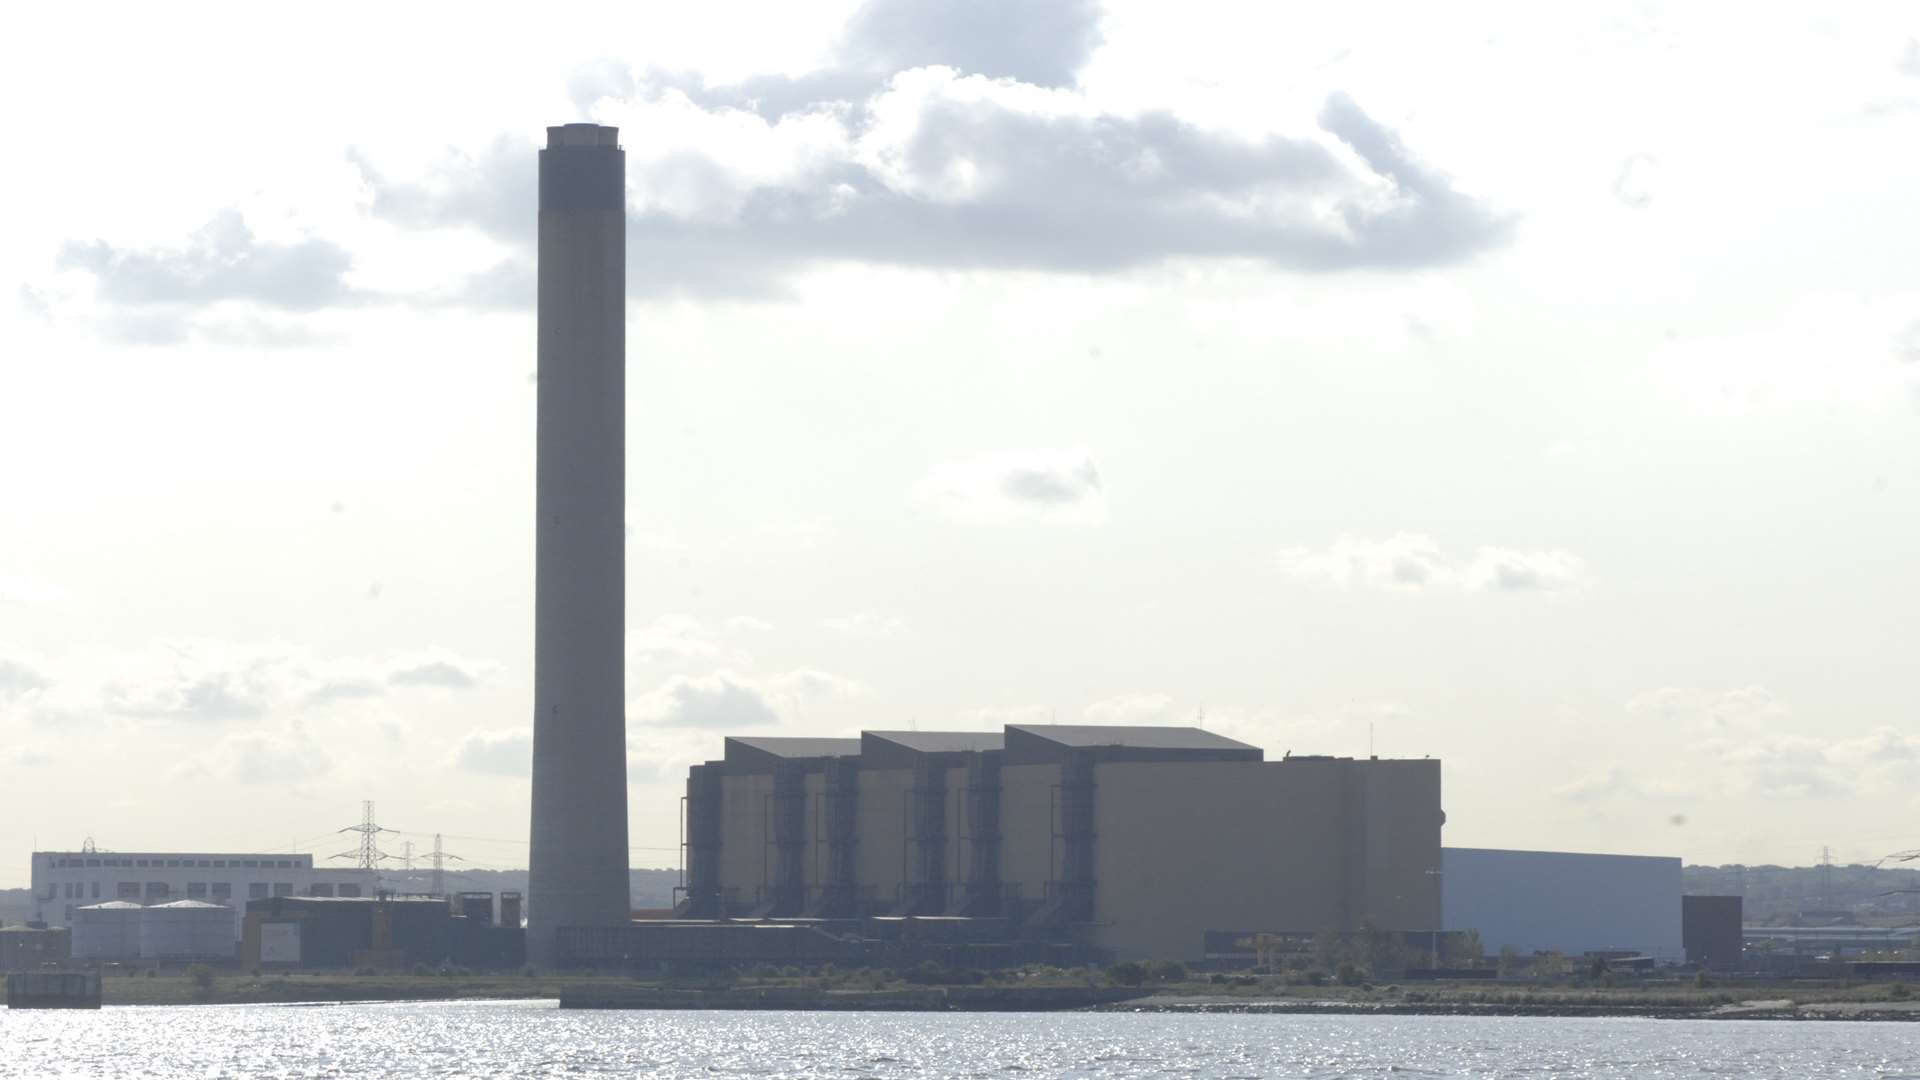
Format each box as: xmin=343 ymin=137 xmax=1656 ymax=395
xmin=4 ymin=1001 xmax=1917 ymax=1078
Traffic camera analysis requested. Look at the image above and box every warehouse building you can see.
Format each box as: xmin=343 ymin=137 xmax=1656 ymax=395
xmin=1441 ymin=847 xmax=1683 ymax=961
xmin=662 ymin=725 xmax=1443 ymax=963
xmin=28 ymin=848 xmax=378 ymax=941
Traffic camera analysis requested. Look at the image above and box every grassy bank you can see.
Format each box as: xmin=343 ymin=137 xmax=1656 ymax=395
xmin=91 ymin=970 xmax=1918 ymax=1019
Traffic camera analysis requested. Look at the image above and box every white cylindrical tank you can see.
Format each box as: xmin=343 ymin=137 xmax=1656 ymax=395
xmin=138 ymin=900 xmax=235 ymax=960
xmin=71 ymin=901 xmax=141 ymax=961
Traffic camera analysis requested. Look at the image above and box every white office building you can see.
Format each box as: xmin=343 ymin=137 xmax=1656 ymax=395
xmin=28 ymin=848 xmax=379 ymax=941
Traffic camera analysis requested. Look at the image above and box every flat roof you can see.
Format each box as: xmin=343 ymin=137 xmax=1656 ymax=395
xmin=1007 ymin=724 xmax=1258 ymax=752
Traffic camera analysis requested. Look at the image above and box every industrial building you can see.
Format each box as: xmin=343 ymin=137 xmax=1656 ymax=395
xmin=628 ymin=725 xmax=1443 ymax=965
xmin=27 ymin=848 xmax=377 ymax=940
xmin=1682 ymin=894 xmax=1743 ymax=970
xmin=241 ymin=894 xmax=524 ymax=970
xmin=0 ymin=925 xmax=71 ymax=971
xmin=1441 ymin=847 xmax=1683 ymax=961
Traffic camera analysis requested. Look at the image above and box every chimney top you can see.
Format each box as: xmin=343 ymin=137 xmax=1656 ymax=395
xmin=547 ymin=124 xmax=619 ymax=149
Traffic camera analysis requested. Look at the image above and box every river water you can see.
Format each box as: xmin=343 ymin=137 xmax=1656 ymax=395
xmin=3 ymin=1000 xmax=1916 ymax=1078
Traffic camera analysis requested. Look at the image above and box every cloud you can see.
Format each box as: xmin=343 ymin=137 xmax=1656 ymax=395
xmin=1085 ymin=692 xmax=1178 ymax=725
xmin=1900 ymin=38 xmax=1920 ymax=78
xmin=3 ymin=749 xmax=54 ymax=768
xmin=0 ymin=657 xmax=50 ymax=699
xmin=627 ymin=615 xmax=734 ymax=666
xmin=180 ymin=721 xmax=332 ymax=785
xmin=305 ymin=677 xmax=385 ymax=707
xmin=350 ymin=2 xmax=1506 ymax=305
xmin=768 ymin=667 xmax=872 ymax=702
xmin=631 ymin=671 xmax=783 ymax=729
xmin=1628 ymin=686 xmax=1792 ymax=735
xmin=914 ymin=447 xmax=1105 ymax=524
xmin=837 ymin=0 xmax=1104 ymax=88
xmin=1611 ymin=153 xmax=1658 ymax=208
xmin=56 ymin=209 xmax=355 ymax=342
xmin=1274 ymin=533 xmax=1591 ymax=594
xmin=723 ymin=615 xmax=775 ymax=634
xmin=19 ymin=640 xmax=487 ymax=729
xmin=386 ymin=652 xmax=486 ymax=690
xmin=821 ymin=611 xmax=908 ymax=640
xmin=453 ymin=727 xmax=532 ymax=776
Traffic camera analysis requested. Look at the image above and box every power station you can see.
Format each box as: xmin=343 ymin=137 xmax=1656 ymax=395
xmin=526 ymin=123 xmax=631 ymax=967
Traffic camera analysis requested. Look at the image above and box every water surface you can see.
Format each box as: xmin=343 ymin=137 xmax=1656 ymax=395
xmin=4 ymin=1000 xmax=1916 ymax=1078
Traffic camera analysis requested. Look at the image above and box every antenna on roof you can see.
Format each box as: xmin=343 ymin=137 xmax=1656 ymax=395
xmin=1196 ymin=706 xmax=1206 ymax=730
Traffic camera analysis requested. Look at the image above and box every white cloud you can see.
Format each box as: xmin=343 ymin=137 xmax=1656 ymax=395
xmin=913 ymin=447 xmax=1106 ymax=524
xmin=3 ymin=749 xmax=54 ymax=768
xmin=1627 ymin=686 xmax=1792 ymax=735
xmin=1084 ymin=692 xmax=1178 ymax=725
xmin=821 ymin=611 xmax=908 ymax=640
xmin=178 ymin=721 xmax=332 ymax=785
xmin=0 ymin=657 xmax=51 ymax=700
xmin=385 ymin=650 xmax=489 ymax=690
xmin=723 ymin=615 xmax=776 ymax=634
xmin=630 ymin=671 xmax=783 ymax=730
xmin=768 ymin=667 xmax=872 ymax=702
xmin=1274 ymin=533 xmax=1591 ymax=594
xmin=453 ymin=727 xmax=532 ymax=777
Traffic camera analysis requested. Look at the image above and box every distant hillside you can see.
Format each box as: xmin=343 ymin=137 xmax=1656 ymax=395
xmin=0 ymin=887 xmax=33 ymax=927
xmin=1686 ymin=863 xmax=1920 ymax=924
xmin=371 ymin=867 xmax=682 ymax=910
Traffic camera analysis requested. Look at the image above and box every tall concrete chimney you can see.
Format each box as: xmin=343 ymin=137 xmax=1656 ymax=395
xmin=527 ymin=122 xmax=628 ymax=967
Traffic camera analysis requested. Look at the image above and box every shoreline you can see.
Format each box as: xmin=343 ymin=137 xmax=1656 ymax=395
xmin=60 ymin=975 xmax=1920 ymax=1021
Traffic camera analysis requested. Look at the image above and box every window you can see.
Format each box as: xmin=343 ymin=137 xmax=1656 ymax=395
xmin=248 ymin=883 xmax=269 ymax=900
xmin=90 ymin=882 xmax=100 ymax=899
xmin=166 ymin=860 xmax=181 ymax=868
xmin=136 ymin=859 xmax=148 ymax=868
xmin=145 ymin=882 xmax=170 ymax=900
xmin=86 ymin=859 xmax=100 ymax=867
xmin=118 ymin=882 xmax=141 ymax=899
xmin=214 ymin=860 xmax=226 ymax=868
xmin=243 ymin=860 xmax=258 ymax=868
xmin=338 ymin=884 xmax=362 ymax=898
xmin=276 ymin=860 xmax=292 ymax=869
xmin=211 ymin=883 xmax=232 ymax=901
xmin=187 ymin=882 xmax=208 ymax=899
xmin=273 ymin=883 xmax=293 ymax=897
xmin=309 ymin=884 xmax=334 ymax=897
xmin=62 ymin=883 xmax=73 ymax=899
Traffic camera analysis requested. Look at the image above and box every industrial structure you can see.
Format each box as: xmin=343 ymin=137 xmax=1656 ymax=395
xmin=526 ymin=121 xmax=630 ymax=967
xmin=1441 ymin=846 xmax=1683 ymax=961
xmin=594 ymin=725 xmax=1446 ymax=965
xmin=27 ymin=849 xmax=376 ymax=939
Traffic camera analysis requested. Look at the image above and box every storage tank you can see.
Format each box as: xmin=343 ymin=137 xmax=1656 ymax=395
xmin=138 ymin=900 xmax=235 ymax=960
xmin=70 ymin=902 xmax=141 ymax=961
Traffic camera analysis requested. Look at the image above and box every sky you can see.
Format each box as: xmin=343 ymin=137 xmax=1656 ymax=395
xmin=3 ymin=1 xmax=1919 ymax=886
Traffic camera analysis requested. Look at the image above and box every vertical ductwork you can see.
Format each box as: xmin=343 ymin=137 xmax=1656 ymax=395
xmin=957 ymin=750 xmax=1002 ymax=915
xmin=897 ymin=757 xmax=948 ymax=914
xmin=811 ymin=756 xmax=860 ymax=917
xmin=1054 ymin=747 xmax=1097 ymax=923
xmin=769 ymin=763 xmax=808 ymax=916
xmin=527 ymin=123 xmax=629 ymax=967
xmin=680 ymin=763 xmax=723 ymax=917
